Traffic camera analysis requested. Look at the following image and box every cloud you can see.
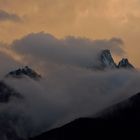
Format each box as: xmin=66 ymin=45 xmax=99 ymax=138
xmin=0 ymin=43 xmax=22 ymax=77
xmin=0 ymin=32 xmax=139 ymax=139
xmin=12 ymin=32 xmax=124 ymax=69
xmin=0 ymin=0 xmax=140 ymax=69
xmin=4 ymin=66 xmax=140 ymax=139
xmin=0 ymin=9 xmax=22 ymax=22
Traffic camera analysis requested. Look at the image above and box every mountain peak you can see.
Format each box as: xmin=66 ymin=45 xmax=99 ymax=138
xmin=118 ymin=58 xmax=134 ymax=69
xmin=6 ymin=66 xmax=41 ymax=80
xmin=100 ymin=49 xmax=117 ymax=69
xmin=99 ymin=50 xmax=135 ymax=70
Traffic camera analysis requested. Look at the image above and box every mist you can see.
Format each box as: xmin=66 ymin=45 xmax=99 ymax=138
xmin=0 ymin=33 xmax=140 ymax=139
xmin=3 ymin=64 xmax=140 ymax=138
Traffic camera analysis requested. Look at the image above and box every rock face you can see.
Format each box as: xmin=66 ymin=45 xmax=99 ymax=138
xmin=100 ymin=49 xmax=134 ymax=70
xmin=6 ymin=66 xmax=41 ymax=80
xmin=100 ymin=49 xmax=117 ymax=69
xmin=118 ymin=58 xmax=134 ymax=69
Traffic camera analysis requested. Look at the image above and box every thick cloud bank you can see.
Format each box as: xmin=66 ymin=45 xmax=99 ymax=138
xmin=12 ymin=32 xmax=124 ymax=69
xmin=0 ymin=33 xmax=140 ymax=139
xmin=4 ymin=68 xmax=140 ymax=139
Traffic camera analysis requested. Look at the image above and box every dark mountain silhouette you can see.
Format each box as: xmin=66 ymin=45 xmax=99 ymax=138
xmin=118 ymin=58 xmax=134 ymax=69
xmin=6 ymin=66 xmax=41 ymax=80
xmin=0 ymin=49 xmax=136 ymax=140
xmin=31 ymin=92 xmax=140 ymax=140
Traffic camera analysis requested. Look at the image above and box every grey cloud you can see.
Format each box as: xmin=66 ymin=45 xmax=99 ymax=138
xmin=1 ymin=33 xmax=139 ymax=139
xmin=5 ymin=67 xmax=140 ymax=138
xmin=0 ymin=43 xmax=21 ymax=77
xmin=0 ymin=9 xmax=22 ymax=22
xmin=12 ymin=32 xmax=125 ymax=68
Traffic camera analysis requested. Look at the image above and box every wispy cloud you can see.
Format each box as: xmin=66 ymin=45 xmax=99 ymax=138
xmin=0 ymin=9 xmax=22 ymax=22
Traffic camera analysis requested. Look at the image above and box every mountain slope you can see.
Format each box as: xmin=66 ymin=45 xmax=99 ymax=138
xmin=0 ymin=81 xmax=23 ymax=103
xmin=0 ymin=81 xmax=26 ymax=140
xmin=31 ymin=92 xmax=140 ymax=140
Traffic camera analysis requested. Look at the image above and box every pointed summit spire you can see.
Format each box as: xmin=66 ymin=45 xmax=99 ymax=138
xmin=100 ymin=49 xmax=117 ymax=69
xmin=118 ymin=58 xmax=134 ymax=69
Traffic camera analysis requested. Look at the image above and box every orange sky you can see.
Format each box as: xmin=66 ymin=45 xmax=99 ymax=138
xmin=0 ymin=0 xmax=140 ymax=67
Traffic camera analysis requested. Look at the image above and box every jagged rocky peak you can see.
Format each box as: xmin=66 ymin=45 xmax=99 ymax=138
xmin=100 ymin=49 xmax=117 ymax=69
xmin=6 ymin=66 xmax=41 ymax=80
xmin=100 ymin=50 xmax=135 ymax=70
xmin=118 ymin=58 xmax=134 ymax=69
